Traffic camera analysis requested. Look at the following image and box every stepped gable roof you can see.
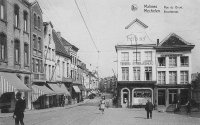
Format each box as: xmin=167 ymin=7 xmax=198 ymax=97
xmin=155 ymin=33 xmax=195 ymax=51
xmin=52 ymin=30 xmax=70 ymax=58
xmin=125 ymin=18 xmax=148 ymax=29
xmin=61 ymin=37 xmax=79 ymax=52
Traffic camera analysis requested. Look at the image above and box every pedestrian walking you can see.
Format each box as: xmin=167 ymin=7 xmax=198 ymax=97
xmin=99 ymin=96 xmax=106 ymax=114
xmin=185 ymin=100 xmax=191 ymax=115
xmin=174 ymin=100 xmax=181 ymax=113
xmin=13 ymin=92 xmax=26 ymax=125
xmin=145 ymin=99 xmax=153 ymax=119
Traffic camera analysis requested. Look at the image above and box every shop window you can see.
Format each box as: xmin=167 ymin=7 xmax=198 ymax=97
xmin=181 ymin=56 xmax=189 ymax=67
xmin=0 ymin=33 xmax=7 ymax=61
xmin=14 ymin=39 xmax=20 ymax=64
xmin=169 ymin=71 xmax=177 ymax=84
xmin=14 ymin=4 xmax=19 ymax=28
xmin=145 ymin=67 xmax=152 ymax=81
xmin=121 ymin=52 xmax=129 ymax=61
xmin=180 ymin=71 xmax=188 ymax=84
xmin=122 ymin=67 xmax=129 ymax=81
xmin=158 ymin=57 xmax=165 ymax=66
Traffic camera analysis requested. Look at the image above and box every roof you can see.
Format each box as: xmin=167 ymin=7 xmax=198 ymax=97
xmin=155 ymin=33 xmax=195 ymax=51
xmin=30 ymin=0 xmax=43 ymax=14
xmin=52 ymin=30 xmax=70 ymax=58
xmin=125 ymin=18 xmax=148 ymax=29
xmin=61 ymin=37 xmax=79 ymax=52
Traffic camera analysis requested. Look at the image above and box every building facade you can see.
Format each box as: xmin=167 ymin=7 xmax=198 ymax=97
xmin=115 ymin=19 xmax=195 ymax=110
xmin=154 ymin=33 xmax=195 ymax=107
xmin=0 ymin=0 xmax=31 ymax=111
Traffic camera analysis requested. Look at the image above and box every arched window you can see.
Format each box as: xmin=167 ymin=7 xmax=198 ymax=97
xmin=14 ymin=4 xmax=19 ymax=27
xmin=0 ymin=0 xmax=6 ymax=20
xmin=23 ymin=11 xmax=28 ymax=32
xmin=34 ymin=13 xmax=37 ymax=27
xmin=37 ymin=16 xmax=40 ymax=29
xmin=24 ymin=43 xmax=29 ymax=66
xmin=14 ymin=39 xmax=20 ymax=64
xmin=0 ymin=33 xmax=7 ymax=61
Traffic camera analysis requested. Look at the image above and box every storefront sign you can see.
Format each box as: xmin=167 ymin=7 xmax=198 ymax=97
xmin=127 ymin=33 xmax=146 ymax=43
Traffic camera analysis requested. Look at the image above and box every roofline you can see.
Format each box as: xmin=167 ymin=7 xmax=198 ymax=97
xmin=125 ymin=18 xmax=148 ymax=29
xmin=31 ymin=0 xmax=43 ymax=14
xmin=43 ymin=21 xmax=54 ymax=28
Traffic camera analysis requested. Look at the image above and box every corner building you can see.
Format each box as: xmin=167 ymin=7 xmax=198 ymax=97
xmin=115 ymin=19 xmax=156 ymax=108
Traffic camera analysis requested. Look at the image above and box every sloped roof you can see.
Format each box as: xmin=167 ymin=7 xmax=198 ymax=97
xmin=30 ymin=0 xmax=43 ymax=14
xmin=61 ymin=37 xmax=79 ymax=52
xmin=52 ymin=30 xmax=70 ymax=58
xmin=125 ymin=18 xmax=148 ymax=29
xmin=155 ymin=33 xmax=195 ymax=51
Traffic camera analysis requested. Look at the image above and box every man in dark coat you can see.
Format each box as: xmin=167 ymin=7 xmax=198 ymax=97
xmin=145 ymin=99 xmax=154 ymax=119
xmin=13 ymin=92 xmax=26 ymax=125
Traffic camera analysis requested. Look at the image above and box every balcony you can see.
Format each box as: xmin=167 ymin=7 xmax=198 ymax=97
xmin=120 ymin=62 xmax=130 ymax=66
xmin=33 ymin=73 xmax=45 ymax=81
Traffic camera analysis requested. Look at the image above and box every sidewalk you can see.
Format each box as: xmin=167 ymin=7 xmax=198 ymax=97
xmin=0 ymin=99 xmax=90 ymax=118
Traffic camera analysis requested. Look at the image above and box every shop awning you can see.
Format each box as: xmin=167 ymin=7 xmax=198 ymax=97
xmin=78 ymin=85 xmax=86 ymax=91
xmin=0 ymin=72 xmax=30 ymax=95
xmin=73 ymin=86 xmax=81 ymax=93
xmin=32 ymin=85 xmax=55 ymax=102
xmin=48 ymin=84 xmax=70 ymax=96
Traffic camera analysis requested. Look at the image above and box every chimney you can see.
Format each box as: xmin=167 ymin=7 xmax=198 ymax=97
xmin=57 ymin=32 xmax=61 ymax=38
xmin=157 ymin=39 xmax=159 ymax=46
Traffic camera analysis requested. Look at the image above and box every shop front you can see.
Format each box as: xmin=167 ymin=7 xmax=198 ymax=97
xmin=0 ymin=72 xmax=31 ymax=112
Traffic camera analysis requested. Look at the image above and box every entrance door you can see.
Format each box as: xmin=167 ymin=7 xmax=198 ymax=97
xmin=180 ymin=89 xmax=189 ymax=105
xmin=122 ymin=89 xmax=129 ymax=108
xmin=169 ymin=89 xmax=178 ymax=104
xmin=158 ymin=90 xmax=165 ymax=105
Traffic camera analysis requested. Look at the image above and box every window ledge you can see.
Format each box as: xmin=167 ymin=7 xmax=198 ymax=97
xmin=0 ymin=19 xmax=7 ymax=24
xmin=23 ymin=31 xmax=29 ymax=35
xmin=14 ymin=26 xmax=21 ymax=31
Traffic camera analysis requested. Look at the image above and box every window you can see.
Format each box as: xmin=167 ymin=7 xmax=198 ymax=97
xmin=0 ymin=0 xmax=5 ymax=20
xmin=14 ymin=39 xmax=20 ymax=64
xmin=35 ymin=59 xmax=39 ymax=72
xmin=133 ymin=67 xmax=140 ymax=80
xmin=169 ymin=57 xmax=177 ymax=67
xmin=145 ymin=67 xmax=152 ymax=80
xmin=0 ymin=33 xmax=6 ymax=61
xmin=34 ymin=13 xmax=37 ymax=27
xmin=158 ymin=71 xmax=166 ymax=84
xmin=52 ymin=66 xmax=54 ymax=80
xmin=133 ymin=52 xmax=141 ymax=62
xmin=121 ymin=52 xmax=129 ymax=61
xmin=52 ymin=49 xmax=55 ymax=60
xmin=169 ymin=71 xmax=177 ymax=84
xmin=32 ymin=58 xmax=35 ymax=72
xmin=33 ymin=35 xmax=37 ymax=49
xmin=63 ymin=61 xmax=65 ymax=77
xmin=23 ymin=11 xmax=28 ymax=32
xmin=38 ymin=37 xmax=42 ymax=50
xmin=37 ymin=16 xmax=40 ymax=29
xmin=158 ymin=57 xmax=165 ymax=66
xmin=49 ymin=65 xmax=51 ymax=80
xmin=48 ymin=48 xmax=51 ymax=59
xmin=24 ymin=43 xmax=28 ymax=66
xmin=181 ymin=71 xmax=188 ymax=84
xmin=122 ymin=67 xmax=129 ymax=81
xmin=57 ymin=60 xmax=60 ymax=76
xmin=14 ymin=4 xmax=19 ymax=28
xmin=181 ymin=56 xmax=189 ymax=66
xmin=67 ymin=63 xmax=69 ymax=77
xmin=145 ymin=51 xmax=152 ymax=61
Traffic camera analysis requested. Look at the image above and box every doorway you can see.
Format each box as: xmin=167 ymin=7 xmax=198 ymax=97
xmin=121 ymin=89 xmax=129 ymax=108
xmin=169 ymin=89 xmax=178 ymax=104
xmin=158 ymin=90 xmax=165 ymax=105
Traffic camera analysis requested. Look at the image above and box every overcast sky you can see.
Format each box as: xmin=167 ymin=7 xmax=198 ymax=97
xmin=36 ymin=0 xmax=200 ymax=77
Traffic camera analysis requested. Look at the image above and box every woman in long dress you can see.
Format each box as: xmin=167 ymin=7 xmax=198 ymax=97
xmin=100 ymin=96 xmax=106 ymax=114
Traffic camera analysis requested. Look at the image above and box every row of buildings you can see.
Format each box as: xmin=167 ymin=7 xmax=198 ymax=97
xmin=0 ymin=0 xmax=99 ymax=112
xmin=115 ymin=18 xmax=195 ymax=109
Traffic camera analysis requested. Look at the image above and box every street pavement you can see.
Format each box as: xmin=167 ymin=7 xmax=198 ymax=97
xmin=0 ymin=97 xmax=200 ymax=125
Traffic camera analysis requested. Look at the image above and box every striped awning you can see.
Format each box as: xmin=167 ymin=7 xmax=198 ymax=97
xmin=32 ymin=85 xmax=55 ymax=102
xmin=48 ymin=84 xmax=70 ymax=96
xmin=0 ymin=72 xmax=30 ymax=95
